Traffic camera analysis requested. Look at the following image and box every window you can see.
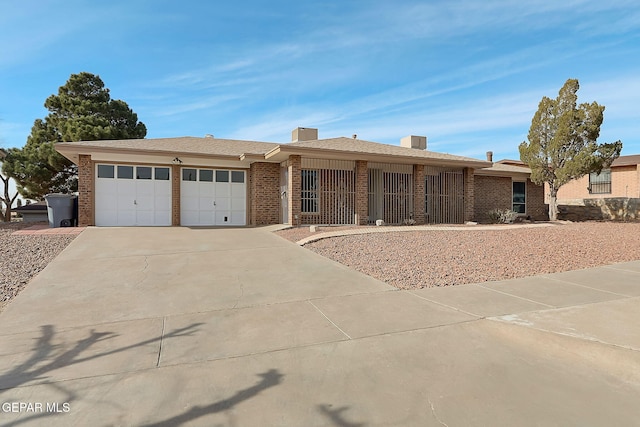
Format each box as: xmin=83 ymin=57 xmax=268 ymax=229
xmin=182 ymin=169 xmax=197 ymax=181
xmin=216 ymin=170 xmax=229 ymax=182
xmin=155 ymin=168 xmax=170 ymax=180
xmin=136 ymin=167 xmax=152 ymax=180
xmin=117 ymin=166 xmax=134 ymax=179
xmin=301 ymin=170 xmax=318 ymax=213
xmin=589 ymin=169 xmax=611 ymax=194
xmin=97 ymin=165 xmax=114 ymax=178
xmin=512 ymin=181 xmax=526 ymax=214
xmin=199 ymin=169 xmax=214 ymax=182
xmin=231 ymin=171 xmax=245 ymax=183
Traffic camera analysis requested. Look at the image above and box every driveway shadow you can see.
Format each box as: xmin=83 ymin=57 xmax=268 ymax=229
xmin=0 ymin=322 xmax=203 ymax=391
xmin=141 ymin=369 xmax=284 ymax=427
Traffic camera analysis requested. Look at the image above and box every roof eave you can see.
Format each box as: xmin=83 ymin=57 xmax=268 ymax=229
xmin=55 ymin=143 xmax=242 ymax=163
xmin=265 ymin=145 xmax=491 ymax=168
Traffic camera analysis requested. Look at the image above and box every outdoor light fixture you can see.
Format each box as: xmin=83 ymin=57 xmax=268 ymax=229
xmin=172 ymin=157 xmax=183 ymax=164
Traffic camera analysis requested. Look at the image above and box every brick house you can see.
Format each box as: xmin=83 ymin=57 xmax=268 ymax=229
xmin=55 ymin=127 xmax=546 ymax=227
xmin=545 ymin=155 xmax=640 ymax=220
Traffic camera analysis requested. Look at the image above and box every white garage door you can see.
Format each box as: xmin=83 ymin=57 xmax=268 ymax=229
xmin=95 ymin=164 xmax=172 ymax=226
xmin=181 ymin=168 xmax=246 ymax=226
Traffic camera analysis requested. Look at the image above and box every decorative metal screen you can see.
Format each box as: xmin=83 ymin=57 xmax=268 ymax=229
xmin=589 ymin=169 xmax=612 ymax=194
xmin=300 ymin=159 xmax=356 ymax=225
xmin=425 ymin=167 xmax=464 ymax=224
xmin=368 ymin=163 xmax=414 ymax=225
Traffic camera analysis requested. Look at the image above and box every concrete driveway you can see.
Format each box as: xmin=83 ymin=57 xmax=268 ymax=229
xmin=1 ymin=227 xmax=639 ymax=426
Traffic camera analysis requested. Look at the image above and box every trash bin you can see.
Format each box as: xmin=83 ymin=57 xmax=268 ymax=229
xmin=44 ymin=194 xmax=76 ymax=228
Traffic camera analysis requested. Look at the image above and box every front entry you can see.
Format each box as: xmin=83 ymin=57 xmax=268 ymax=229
xmin=180 ymin=168 xmax=247 ymax=226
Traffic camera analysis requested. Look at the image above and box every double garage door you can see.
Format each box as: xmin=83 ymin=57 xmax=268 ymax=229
xmin=95 ymin=164 xmax=246 ymax=226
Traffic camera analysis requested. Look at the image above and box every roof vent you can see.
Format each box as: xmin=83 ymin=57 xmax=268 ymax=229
xmin=486 ymin=151 xmax=493 ymax=162
xmin=292 ymin=127 xmax=318 ymax=142
xmin=400 ymin=135 xmax=427 ymax=150
xmin=204 ymin=134 xmax=214 ymax=138
xmin=352 ymin=134 xmax=357 ymax=139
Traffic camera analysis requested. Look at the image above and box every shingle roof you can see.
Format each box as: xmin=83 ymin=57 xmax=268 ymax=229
xmin=612 ymin=155 xmax=640 ymax=167
xmin=57 ymin=136 xmax=279 ymax=157
xmin=56 ymin=135 xmax=492 ymax=167
xmin=478 ymin=163 xmax=532 ymax=174
xmin=282 ymin=137 xmax=490 ymax=165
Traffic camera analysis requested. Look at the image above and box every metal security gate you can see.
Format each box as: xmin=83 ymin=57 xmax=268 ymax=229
xmin=368 ymin=163 xmax=414 ymax=225
xmin=300 ymin=159 xmax=356 ymax=225
xmin=425 ymin=167 xmax=464 ymax=224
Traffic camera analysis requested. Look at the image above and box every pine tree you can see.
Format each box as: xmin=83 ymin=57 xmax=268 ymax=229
xmin=2 ymin=72 xmax=147 ymax=199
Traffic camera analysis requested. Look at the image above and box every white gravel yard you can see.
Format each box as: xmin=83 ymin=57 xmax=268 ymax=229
xmin=0 ymin=222 xmax=77 ymax=311
xmin=286 ymin=222 xmax=640 ymax=289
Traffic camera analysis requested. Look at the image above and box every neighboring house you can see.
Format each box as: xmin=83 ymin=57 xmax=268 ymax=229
xmin=13 ymin=202 xmax=48 ymax=223
xmin=546 ymin=154 xmax=640 ymax=220
xmin=55 ymin=127 xmax=546 ymax=227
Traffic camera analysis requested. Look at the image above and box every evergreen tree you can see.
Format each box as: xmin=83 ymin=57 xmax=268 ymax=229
xmin=519 ymin=79 xmax=622 ymax=220
xmin=2 ymin=72 xmax=146 ymax=199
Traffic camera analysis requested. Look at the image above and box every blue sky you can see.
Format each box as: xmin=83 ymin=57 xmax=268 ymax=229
xmin=1 ymin=0 xmax=639 ymax=165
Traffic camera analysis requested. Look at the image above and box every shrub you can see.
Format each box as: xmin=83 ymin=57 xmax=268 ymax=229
xmin=487 ymin=209 xmax=518 ymax=224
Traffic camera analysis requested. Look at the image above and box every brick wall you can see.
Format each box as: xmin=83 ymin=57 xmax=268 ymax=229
xmin=77 ymin=154 xmax=94 ymax=226
xmin=549 ymin=165 xmax=640 ymax=202
xmin=474 ymin=176 xmax=511 ymax=222
xmin=413 ymin=164 xmax=425 ymax=224
xmin=474 ymin=176 xmax=548 ymax=222
xmin=526 ymin=179 xmax=548 ymax=220
xmin=250 ymin=162 xmax=280 ymax=225
xmin=171 ymin=165 xmax=181 ymax=226
xmin=463 ymin=168 xmax=475 ymax=222
xmin=355 ymin=160 xmax=368 ymax=225
xmin=287 ymin=155 xmax=301 ymax=226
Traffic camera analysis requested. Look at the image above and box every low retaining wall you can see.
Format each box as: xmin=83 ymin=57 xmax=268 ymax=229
xmin=558 ymin=198 xmax=640 ymax=221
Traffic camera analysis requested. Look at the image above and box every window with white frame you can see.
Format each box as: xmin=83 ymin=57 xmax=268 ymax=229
xmin=301 ymin=170 xmax=318 ymax=213
xmin=589 ymin=169 xmax=611 ymax=194
xmin=512 ymin=181 xmax=526 ymax=214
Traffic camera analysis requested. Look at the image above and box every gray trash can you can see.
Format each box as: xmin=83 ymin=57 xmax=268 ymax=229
xmin=44 ymin=194 xmax=76 ymax=228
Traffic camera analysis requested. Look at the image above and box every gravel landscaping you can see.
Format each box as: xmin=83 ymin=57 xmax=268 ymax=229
xmin=286 ymin=222 xmax=640 ymax=289
xmin=0 ymin=222 xmax=77 ymax=311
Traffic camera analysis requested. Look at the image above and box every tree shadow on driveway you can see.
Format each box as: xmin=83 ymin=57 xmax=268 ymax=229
xmin=0 ymin=322 xmax=204 ymax=391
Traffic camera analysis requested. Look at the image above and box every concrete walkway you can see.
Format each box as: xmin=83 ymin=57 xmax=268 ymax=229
xmin=0 ymin=227 xmax=638 ymax=426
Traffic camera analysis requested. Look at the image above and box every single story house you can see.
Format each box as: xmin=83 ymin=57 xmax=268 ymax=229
xmin=545 ymin=154 xmax=640 ymax=220
xmin=13 ymin=201 xmax=48 ymax=223
xmin=55 ymin=127 xmax=547 ymax=227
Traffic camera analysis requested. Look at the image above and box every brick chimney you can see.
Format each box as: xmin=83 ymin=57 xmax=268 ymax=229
xmin=292 ymin=127 xmax=318 ymax=142
xmin=486 ymin=151 xmax=493 ymax=162
xmin=400 ymin=135 xmax=427 ymax=150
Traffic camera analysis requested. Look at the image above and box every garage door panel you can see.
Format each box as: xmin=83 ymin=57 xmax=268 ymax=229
xmin=117 ymin=210 xmax=136 ymax=226
xmin=215 ymin=198 xmax=230 ymax=211
xmin=215 ymin=211 xmax=231 ymax=225
xmin=155 ymin=211 xmax=171 ymax=225
xmin=230 ymin=185 xmax=245 ymax=198
xmin=215 ymin=183 xmax=230 ymax=197
xmin=231 ymin=198 xmax=246 ymax=210
xmin=230 ymin=211 xmax=245 ymax=225
xmin=155 ymin=195 xmax=171 ymax=210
